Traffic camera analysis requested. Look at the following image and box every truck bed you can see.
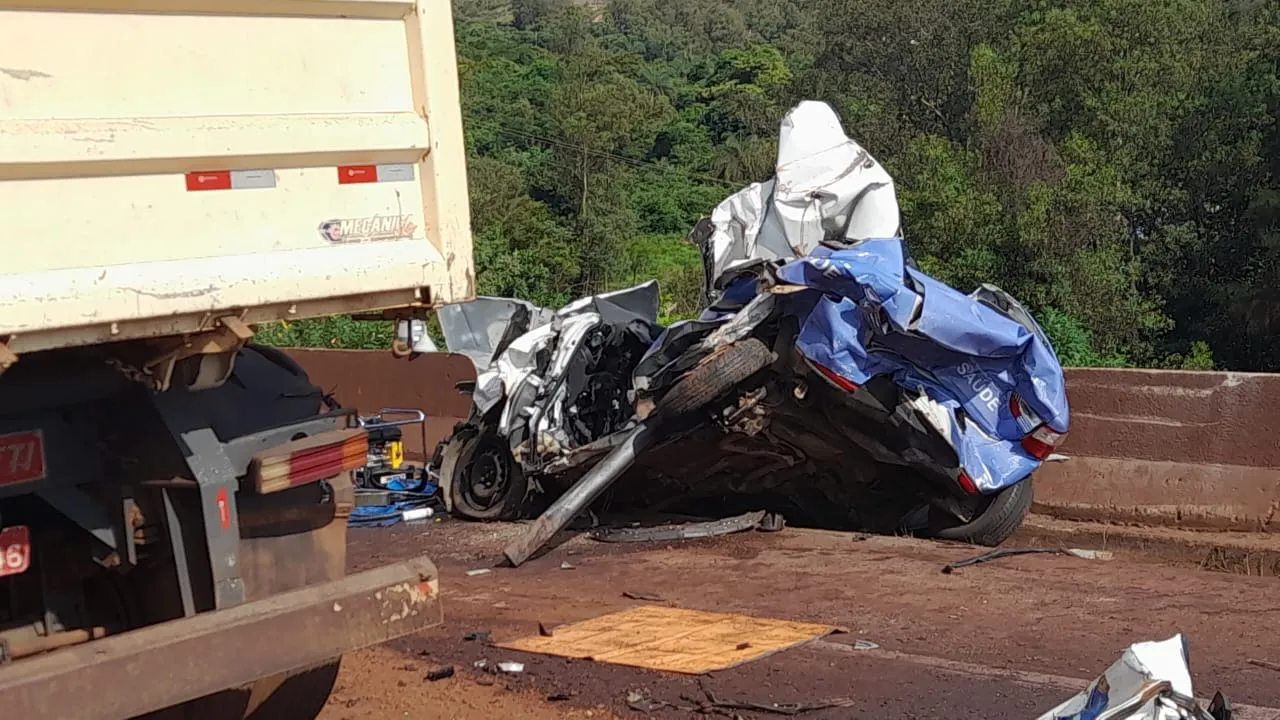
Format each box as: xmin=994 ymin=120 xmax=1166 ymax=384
xmin=0 ymin=0 xmax=474 ymax=355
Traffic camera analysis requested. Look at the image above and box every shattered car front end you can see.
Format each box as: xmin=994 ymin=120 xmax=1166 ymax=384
xmin=434 ymin=282 xmax=664 ymax=519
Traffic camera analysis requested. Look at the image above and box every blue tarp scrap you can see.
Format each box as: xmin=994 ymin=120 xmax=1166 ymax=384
xmin=349 ymin=474 xmax=443 ymax=528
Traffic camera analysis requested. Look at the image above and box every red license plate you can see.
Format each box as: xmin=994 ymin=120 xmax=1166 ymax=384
xmin=0 ymin=526 xmax=31 ymax=578
xmin=0 ymin=430 xmax=47 ymax=486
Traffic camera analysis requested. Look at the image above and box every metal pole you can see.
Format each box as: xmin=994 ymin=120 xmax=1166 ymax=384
xmin=503 ymin=419 xmax=661 ymax=567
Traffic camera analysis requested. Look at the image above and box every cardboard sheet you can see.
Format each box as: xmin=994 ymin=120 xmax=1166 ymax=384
xmin=495 ymin=605 xmax=837 ymax=675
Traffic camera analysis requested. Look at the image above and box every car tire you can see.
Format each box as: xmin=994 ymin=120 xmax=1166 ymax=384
xmin=657 ymin=338 xmax=774 ymax=419
xmin=439 ymin=426 xmax=528 ymax=521
xmin=929 ymin=477 xmax=1034 ymax=547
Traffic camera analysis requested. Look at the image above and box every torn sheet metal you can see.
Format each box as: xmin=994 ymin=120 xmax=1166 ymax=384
xmin=703 ymin=100 xmax=901 ymax=293
xmin=440 ymin=281 xmax=663 ymax=462
xmin=588 ymin=510 xmax=769 ymax=543
xmin=1038 ymin=635 xmax=1227 ymax=720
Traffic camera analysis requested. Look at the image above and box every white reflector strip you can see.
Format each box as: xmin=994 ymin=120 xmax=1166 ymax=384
xmin=229 ymin=169 xmax=277 ymax=189
xmin=375 ymin=163 xmax=415 ymax=183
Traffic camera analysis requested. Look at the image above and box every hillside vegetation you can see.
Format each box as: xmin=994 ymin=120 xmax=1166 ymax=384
xmin=263 ymin=0 xmax=1280 ymax=371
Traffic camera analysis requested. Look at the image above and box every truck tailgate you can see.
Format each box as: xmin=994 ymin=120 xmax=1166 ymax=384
xmin=0 ymin=0 xmax=474 ymax=354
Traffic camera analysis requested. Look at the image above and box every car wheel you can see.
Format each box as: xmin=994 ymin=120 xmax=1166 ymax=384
xmin=439 ymin=427 xmax=528 ymax=521
xmin=657 ymin=338 xmax=774 ymax=419
xmin=928 ymin=476 xmax=1034 ymax=547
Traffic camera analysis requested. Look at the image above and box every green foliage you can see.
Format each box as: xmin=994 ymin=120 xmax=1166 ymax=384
xmin=260 ymin=0 xmax=1280 ymax=374
xmin=254 ymin=316 xmax=395 ymax=350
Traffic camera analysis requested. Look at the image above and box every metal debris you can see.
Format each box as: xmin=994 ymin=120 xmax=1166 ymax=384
xmin=497 ymin=661 xmax=525 ymax=673
xmin=852 ymin=640 xmax=879 ymax=651
xmin=1247 ymin=658 xmax=1280 ymax=672
xmin=590 ymin=511 xmax=768 ymax=544
xmin=425 ymin=665 xmax=455 ymax=681
xmin=622 ymin=591 xmax=665 ymax=602
xmin=942 ymin=547 xmax=1114 ymax=574
xmin=560 ymin=560 xmax=576 ymax=570
xmin=626 ymin=685 xmax=855 ymax=717
xmin=466 ymin=568 xmax=492 ymax=577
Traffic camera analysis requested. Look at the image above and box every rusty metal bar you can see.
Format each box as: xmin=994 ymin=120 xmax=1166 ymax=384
xmin=0 ymin=555 xmax=442 ymax=720
xmin=503 ymin=419 xmax=661 ymax=567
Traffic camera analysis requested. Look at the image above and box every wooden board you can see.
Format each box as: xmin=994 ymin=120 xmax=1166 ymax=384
xmin=495 ymin=605 xmax=837 ymax=675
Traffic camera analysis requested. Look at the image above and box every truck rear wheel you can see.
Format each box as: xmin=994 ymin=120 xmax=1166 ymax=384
xmin=244 ymin=660 xmax=342 ymax=720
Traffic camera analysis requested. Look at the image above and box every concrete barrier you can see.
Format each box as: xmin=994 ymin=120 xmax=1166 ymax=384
xmin=288 ymin=349 xmax=476 ymax=460
xmin=1035 ymin=368 xmax=1280 ymax=532
xmin=286 ymin=348 xmax=1279 ymax=533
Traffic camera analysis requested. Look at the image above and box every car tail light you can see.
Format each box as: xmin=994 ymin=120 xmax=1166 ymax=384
xmin=249 ymin=428 xmax=369 ymax=494
xmin=810 ymin=361 xmax=859 ymax=392
xmin=1010 ymin=395 xmax=1066 ymax=460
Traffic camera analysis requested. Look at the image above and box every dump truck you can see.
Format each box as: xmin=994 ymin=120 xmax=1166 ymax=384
xmin=0 ymin=1 xmax=472 ymax=717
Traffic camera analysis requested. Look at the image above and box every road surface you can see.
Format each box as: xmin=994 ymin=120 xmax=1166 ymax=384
xmin=319 ymin=520 xmax=1280 ymax=719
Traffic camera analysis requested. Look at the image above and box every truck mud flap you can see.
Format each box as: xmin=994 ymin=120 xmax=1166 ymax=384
xmin=0 ymin=555 xmax=442 ymax=720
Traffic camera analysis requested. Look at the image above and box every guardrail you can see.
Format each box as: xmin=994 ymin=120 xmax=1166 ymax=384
xmin=1035 ymin=368 xmax=1279 ymax=532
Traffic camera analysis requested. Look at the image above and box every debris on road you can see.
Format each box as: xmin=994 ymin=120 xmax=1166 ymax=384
xmin=496 ymin=605 xmax=835 ymax=674
xmin=589 ymin=511 xmax=768 ymax=544
xmin=942 ymin=547 xmax=1114 ymax=574
xmin=625 ymin=686 xmax=856 ymax=716
xmin=560 ymin=560 xmax=576 ymax=570
xmin=463 ymin=631 xmax=491 ymax=643
xmin=466 ymin=568 xmax=492 ymax=577
xmin=622 ymin=591 xmax=665 ymax=602
xmin=538 ymin=622 xmax=553 ymax=637
xmin=1037 ymin=635 xmax=1232 ymax=720
xmin=425 ymin=665 xmax=455 ymax=682
xmin=852 ymin=640 xmax=879 ymax=651
xmin=497 ymin=662 xmax=525 ymax=674
xmin=1247 ymin=658 xmax=1280 ymax=672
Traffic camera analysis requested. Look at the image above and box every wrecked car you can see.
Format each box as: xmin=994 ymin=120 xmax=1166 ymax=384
xmin=434 ymin=99 xmax=1070 ymax=553
xmin=433 ymin=283 xmax=666 ymax=520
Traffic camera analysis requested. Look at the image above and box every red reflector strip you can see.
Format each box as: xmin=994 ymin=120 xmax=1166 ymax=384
xmin=0 ymin=525 xmax=32 ymax=578
xmin=957 ymin=470 xmax=979 ymax=495
xmin=337 ymin=163 xmax=415 ymax=185
xmin=337 ymin=165 xmax=377 ymax=184
xmin=0 ymin=430 xmax=47 ymax=486
xmin=185 ymin=170 xmax=276 ymax=191
xmin=186 ymin=171 xmax=231 ymax=191
xmin=250 ymin=428 xmax=368 ymax=494
xmin=812 ymin=362 xmax=859 ymax=392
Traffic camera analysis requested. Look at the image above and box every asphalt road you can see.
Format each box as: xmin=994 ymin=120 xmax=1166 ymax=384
xmin=319 ymin=519 xmax=1280 ymax=720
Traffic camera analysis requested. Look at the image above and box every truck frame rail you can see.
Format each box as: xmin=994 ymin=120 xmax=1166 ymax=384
xmin=0 ymin=554 xmax=442 ymax=720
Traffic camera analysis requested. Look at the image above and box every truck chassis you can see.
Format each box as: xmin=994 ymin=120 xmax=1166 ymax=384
xmin=0 ymin=344 xmax=443 ymax=719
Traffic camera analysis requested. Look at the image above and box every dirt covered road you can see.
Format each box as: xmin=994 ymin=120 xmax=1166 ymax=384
xmin=319 ymin=521 xmax=1280 ymax=719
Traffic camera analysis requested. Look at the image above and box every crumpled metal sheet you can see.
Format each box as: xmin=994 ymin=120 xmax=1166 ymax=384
xmin=704 ymin=100 xmax=901 ymax=289
xmin=589 ymin=510 xmax=769 ymax=543
xmin=1037 ymin=635 xmax=1227 ymax=720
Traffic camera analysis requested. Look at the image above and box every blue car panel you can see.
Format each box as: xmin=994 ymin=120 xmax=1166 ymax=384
xmin=773 ymin=239 xmax=1069 ymax=493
